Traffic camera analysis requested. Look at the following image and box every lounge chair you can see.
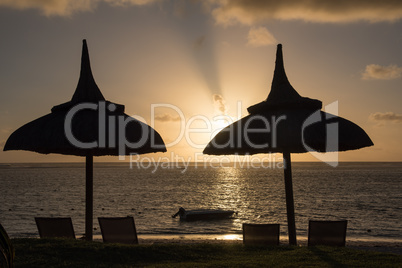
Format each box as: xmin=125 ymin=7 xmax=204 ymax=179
xmin=98 ymin=216 xmax=138 ymax=244
xmin=0 ymin=223 xmax=14 ymax=268
xmin=35 ymin=217 xmax=76 ymax=239
xmin=242 ymin=223 xmax=280 ymax=246
xmin=308 ymin=220 xmax=347 ymax=247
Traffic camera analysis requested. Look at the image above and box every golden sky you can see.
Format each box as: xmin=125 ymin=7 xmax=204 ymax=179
xmin=1 ymin=0 xmax=402 ymax=163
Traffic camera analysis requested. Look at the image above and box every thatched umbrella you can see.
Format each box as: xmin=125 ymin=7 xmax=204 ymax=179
xmin=4 ymin=40 xmax=166 ymax=241
xmin=203 ymin=44 xmax=373 ymax=245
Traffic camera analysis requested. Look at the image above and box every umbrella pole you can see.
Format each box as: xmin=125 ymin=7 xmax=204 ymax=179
xmin=85 ymin=154 xmax=93 ymax=241
xmin=283 ymin=151 xmax=297 ymax=245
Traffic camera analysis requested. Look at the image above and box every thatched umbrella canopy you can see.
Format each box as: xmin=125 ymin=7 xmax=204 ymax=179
xmin=203 ymin=44 xmax=373 ymax=245
xmin=4 ymin=40 xmax=166 ymax=241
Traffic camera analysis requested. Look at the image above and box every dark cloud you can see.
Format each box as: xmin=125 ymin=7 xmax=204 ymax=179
xmin=3 ymin=0 xmax=402 ymax=23
xmin=213 ymin=94 xmax=227 ymax=115
xmin=0 ymin=0 xmax=161 ymax=16
xmin=369 ymin=112 xmax=402 ymax=123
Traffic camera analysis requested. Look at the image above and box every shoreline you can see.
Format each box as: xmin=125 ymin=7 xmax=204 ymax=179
xmin=49 ymin=233 xmax=401 ymax=255
xmin=13 ymin=233 xmax=402 ymax=246
xmin=137 ymin=236 xmax=402 ymax=255
xmin=137 ymin=234 xmax=402 ymax=255
xmin=10 ymin=233 xmax=402 ymax=255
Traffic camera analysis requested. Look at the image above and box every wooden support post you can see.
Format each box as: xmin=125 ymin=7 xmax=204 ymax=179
xmin=85 ymin=154 xmax=93 ymax=241
xmin=283 ymin=151 xmax=297 ymax=245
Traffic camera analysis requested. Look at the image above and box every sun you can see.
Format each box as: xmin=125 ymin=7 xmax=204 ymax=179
xmin=213 ymin=117 xmax=230 ymax=129
xmin=211 ymin=114 xmax=237 ymax=136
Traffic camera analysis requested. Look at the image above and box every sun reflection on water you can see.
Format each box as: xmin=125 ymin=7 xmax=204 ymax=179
xmin=208 ymin=167 xmax=251 ymax=231
xmin=222 ymin=234 xmax=242 ymax=240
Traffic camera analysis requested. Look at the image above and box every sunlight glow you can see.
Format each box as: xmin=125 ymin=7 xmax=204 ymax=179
xmin=222 ymin=234 xmax=242 ymax=240
xmin=212 ymin=117 xmax=230 ymax=130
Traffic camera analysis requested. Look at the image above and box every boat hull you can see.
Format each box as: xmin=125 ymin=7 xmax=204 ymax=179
xmin=178 ymin=209 xmax=235 ymax=221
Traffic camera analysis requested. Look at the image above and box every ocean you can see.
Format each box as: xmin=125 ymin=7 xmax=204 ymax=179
xmin=0 ymin=162 xmax=401 ymax=243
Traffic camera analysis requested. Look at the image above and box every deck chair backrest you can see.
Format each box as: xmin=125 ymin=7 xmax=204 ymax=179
xmin=35 ymin=217 xmax=75 ymax=239
xmin=308 ymin=220 xmax=347 ymax=247
xmin=243 ymin=223 xmax=280 ymax=246
xmin=98 ymin=216 xmax=138 ymax=244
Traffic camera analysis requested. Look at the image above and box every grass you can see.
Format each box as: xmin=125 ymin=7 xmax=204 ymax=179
xmin=12 ymin=238 xmax=402 ymax=267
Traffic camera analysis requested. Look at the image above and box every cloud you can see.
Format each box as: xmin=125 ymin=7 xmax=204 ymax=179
xmin=213 ymin=94 xmax=227 ymax=115
xmin=247 ymin=26 xmax=277 ymax=47
xmin=362 ymin=64 xmax=402 ymax=80
xmin=0 ymin=0 xmax=92 ymax=16
xmin=4 ymin=0 xmax=402 ymax=23
xmin=210 ymin=0 xmax=402 ymax=25
xmin=154 ymin=113 xmax=182 ymax=122
xmin=104 ymin=0 xmax=161 ymax=7
xmin=0 ymin=0 xmax=160 ymax=16
xmin=369 ymin=112 xmax=402 ymax=124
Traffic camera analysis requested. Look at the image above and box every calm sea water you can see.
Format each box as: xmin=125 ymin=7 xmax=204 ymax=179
xmin=0 ymin=162 xmax=401 ymax=242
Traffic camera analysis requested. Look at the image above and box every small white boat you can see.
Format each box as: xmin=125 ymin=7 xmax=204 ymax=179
xmin=172 ymin=207 xmax=235 ymax=221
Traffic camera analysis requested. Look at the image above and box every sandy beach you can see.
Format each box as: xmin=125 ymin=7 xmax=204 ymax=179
xmin=141 ymin=239 xmax=402 ymax=255
xmin=30 ymin=233 xmax=402 ymax=255
xmin=131 ymin=234 xmax=402 ymax=255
